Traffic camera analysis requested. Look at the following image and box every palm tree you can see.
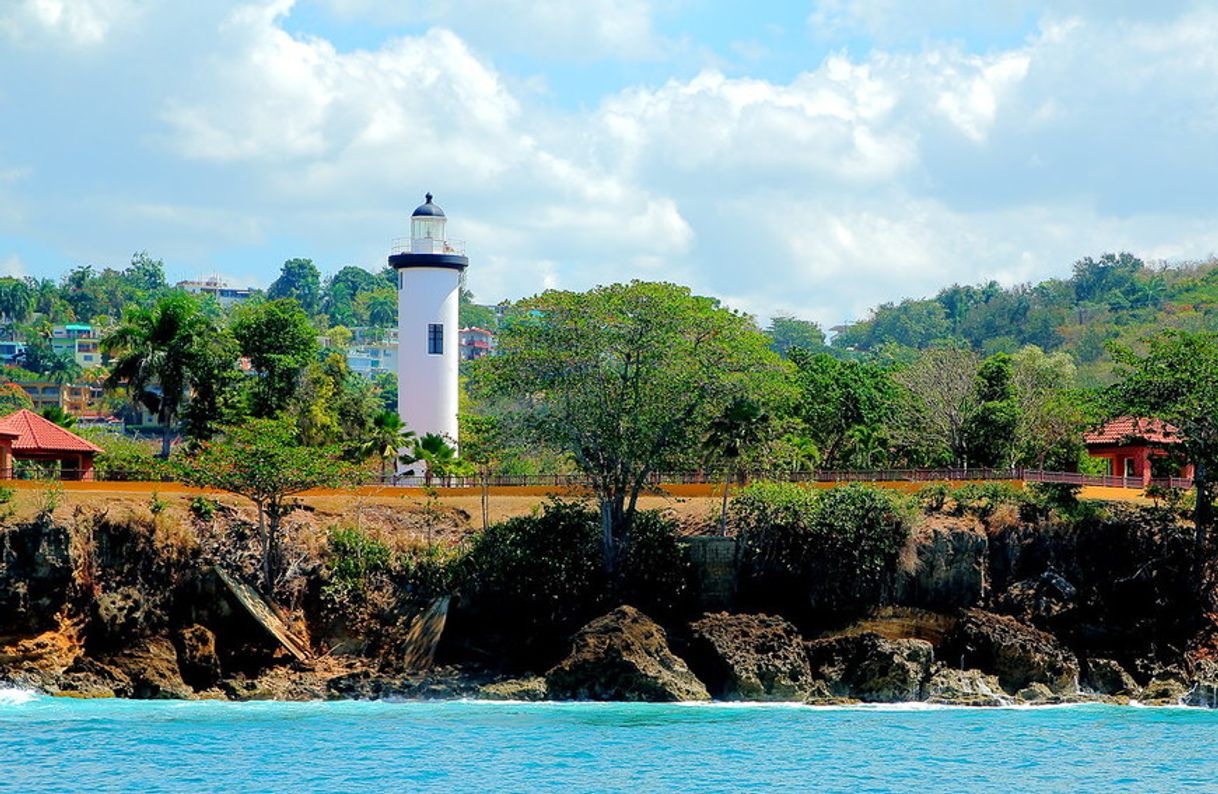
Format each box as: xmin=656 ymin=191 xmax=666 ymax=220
xmin=40 ymin=405 xmax=76 ymax=428
xmin=401 ymin=432 xmax=471 ymax=487
xmin=705 ymin=397 xmax=770 ymax=535
xmin=102 ymin=293 xmax=209 ymax=458
xmin=363 ymin=410 xmax=416 ymax=481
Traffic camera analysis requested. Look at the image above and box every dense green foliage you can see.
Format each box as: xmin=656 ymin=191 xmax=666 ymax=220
xmin=828 ymin=252 xmax=1218 ymax=385
xmin=475 ymin=280 xmax=789 ymax=573
xmin=454 ymin=501 xmax=695 ymax=664
xmin=732 ymin=483 xmax=911 ymax=624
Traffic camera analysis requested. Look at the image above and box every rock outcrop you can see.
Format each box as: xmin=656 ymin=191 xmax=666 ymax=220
xmin=684 ymin=612 xmax=812 ymax=700
xmin=1082 ymin=658 xmax=1137 ymax=697
xmin=895 ymin=521 xmax=987 ymax=610
xmin=104 ymin=638 xmax=192 ymax=700
xmin=479 ymin=677 xmax=548 ymax=701
xmin=804 ymin=632 xmax=933 ymax=702
xmin=546 ymin=606 xmax=709 ymax=702
xmin=177 ymin=625 xmax=222 ymax=690
xmin=923 ymin=667 xmax=1008 ymax=706
xmin=943 ymin=609 xmax=1078 ymax=693
xmin=1138 ymin=673 xmax=1189 ymax=705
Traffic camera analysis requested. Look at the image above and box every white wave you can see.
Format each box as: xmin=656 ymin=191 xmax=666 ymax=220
xmin=0 ymin=687 xmax=39 ymax=706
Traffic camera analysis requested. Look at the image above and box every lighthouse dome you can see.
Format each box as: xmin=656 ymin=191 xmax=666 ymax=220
xmin=412 ymin=193 xmax=445 ymax=218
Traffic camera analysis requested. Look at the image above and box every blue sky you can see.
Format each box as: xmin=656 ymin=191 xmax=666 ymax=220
xmin=2 ymin=0 xmax=1217 ymax=327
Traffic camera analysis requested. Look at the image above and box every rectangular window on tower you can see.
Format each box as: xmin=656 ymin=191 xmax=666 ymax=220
xmin=427 ymin=323 xmax=443 ymax=355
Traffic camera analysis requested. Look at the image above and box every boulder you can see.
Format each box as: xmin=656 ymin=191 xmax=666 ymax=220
xmin=92 ymin=586 xmax=155 ymax=645
xmin=944 ymin=609 xmax=1078 ymax=694
xmin=804 ymin=632 xmax=933 ymax=702
xmin=1083 ymin=658 xmax=1137 ymax=696
xmin=895 ymin=522 xmax=987 ymax=610
xmin=105 ymin=637 xmax=192 ymax=700
xmin=923 ymin=667 xmax=1008 ymax=706
xmin=545 ymin=606 xmax=709 ymax=702
xmin=684 ymin=612 xmax=812 ymax=701
xmin=996 ymin=568 xmax=1078 ymax=627
xmin=177 ymin=625 xmax=222 ymax=690
xmin=54 ymin=657 xmax=132 ymax=699
xmin=1139 ymin=673 xmax=1189 ymax=705
xmin=479 ymin=677 xmax=548 ymax=701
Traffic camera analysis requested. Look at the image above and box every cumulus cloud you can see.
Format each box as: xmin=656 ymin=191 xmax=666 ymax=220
xmin=0 ymin=0 xmax=140 ymax=45
xmin=4 ymin=0 xmax=1218 ymax=328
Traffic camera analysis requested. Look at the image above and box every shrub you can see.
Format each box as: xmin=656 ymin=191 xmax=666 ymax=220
xmin=324 ymin=526 xmax=392 ymax=599
xmin=455 ymin=500 xmax=605 ymax=658
xmin=917 ymin=482 xmax=952 ymax=513
xmin=734 ymin=482 xmax=911 ymax=625
xmin=619 ymin=510 xmax=699 ymax=622
xmin=950 ymin=482 xmax=1026 ymax=520
xmin=77 ymin=429 xmax=167 ymax=481
xmin=149 ymin=492 xmax=168 ymax=515
xmin=189 ymin=495 xmax=218 ymax=521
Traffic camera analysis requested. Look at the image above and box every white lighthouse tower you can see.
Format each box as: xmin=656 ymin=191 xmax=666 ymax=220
xmin=390 ymin=193 xmax=467 ymax=449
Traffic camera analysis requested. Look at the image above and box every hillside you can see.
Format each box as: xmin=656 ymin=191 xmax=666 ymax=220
xmin=827 ymin=253 xmax=1218 ymax=386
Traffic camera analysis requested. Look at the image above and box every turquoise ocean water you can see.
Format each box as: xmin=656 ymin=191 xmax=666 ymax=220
xmin=3 ymin=688 xmax=1218 ymax=792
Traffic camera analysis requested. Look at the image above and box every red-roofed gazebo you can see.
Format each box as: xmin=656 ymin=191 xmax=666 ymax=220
xmin=0 ymin=409 xmax=103 ymax=480
xmin=1084 ymin=417 xmax=1194 ymax=486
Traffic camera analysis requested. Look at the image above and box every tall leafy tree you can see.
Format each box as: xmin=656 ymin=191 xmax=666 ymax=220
xmin=176 ymin=418 xmax=359 ymax=595
xmin=1109 ymin=330 xmax=1218 ymax=557
xmin=704 ymin=397 xmax=771 ymax=534
xmin=0 ymin=277 xmax=34 ymax=324
xmin=103 ymin=292 xmax=217 ymax=457
xmin=267 ymin=258 xmax=322 ymax=314
xmin=789 ymin=350 xmax=897 ymax=468
xmin=477 ymin=281 xmax=787 ymax=575
xmin=892 ymin=345 xmax=981 ymax=467
xmin=232 ymin=298 xmax=319 ymax=417
xmin=766 ymin=315 xmax=826 ymax=357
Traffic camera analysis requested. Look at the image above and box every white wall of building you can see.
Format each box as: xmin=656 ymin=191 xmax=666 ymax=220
xmin=397 ymin=266 xmax=461 ymax=446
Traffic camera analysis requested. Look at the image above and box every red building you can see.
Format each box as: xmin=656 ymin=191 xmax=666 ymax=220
xmin=1084 ymin=417 xmax=1193 ymax=486
xmin=0 ymin=409 xmax=103 ymax=480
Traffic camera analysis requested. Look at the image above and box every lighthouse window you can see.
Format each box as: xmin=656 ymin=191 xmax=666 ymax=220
xmin=427 ymin=324 xmax=444 ymax=355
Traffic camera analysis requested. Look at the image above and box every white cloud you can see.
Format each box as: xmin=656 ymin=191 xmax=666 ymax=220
xmin=0 ymin=255 xmax=25 ymax=277
xmin=6 ymin=0 xmax=1218 ymax=328
xmin=318 ymin=0 xmax=668 ymax=61
xmin=0 ymin=0 xmax=139 ymax=45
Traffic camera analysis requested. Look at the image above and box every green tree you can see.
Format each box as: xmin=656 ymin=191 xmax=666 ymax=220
xmin=961 ymin=353 xmax=1018 ymax=467
xmin=125 ymin=251 xmax=167 ymax=292
xmin=102 ymin=292 xmax=216 ymax=457
xmin=232 ymin=298 xmax=318 ymax=416
xmin=789 ymin=350 xmax=897 ymax=468
xmin=401 ymin=432 xmax=471 ymax=486
xmin=766 ymin=315 xmax=825 ymax=356
xmin=362 ymin=409 xmax=416 ymax=480
xmin=175 ymin=418 xmax=359 ymax=595
xmin=0 ymin=277 xmax=34 ymax=324
xmin=39 ymin=405 xmax=76 ymax=428
xmin=1011 ymin=345 xmax=1087 ymax=469
xmin=267 ymin=258 xmax=321 ymax=314
xmin=323 ymin=266 xmax=383 ymax=325
xmin=1109 ymin=330 xmax=1218 ymax=558
xmin=704 ymin=397 xmax=770 ymax=534
xmin=460 ymin=413 xmax=503 ymax=532
xmin=0 ymin=382 xmax=33 ymax=414
xmin=476 ymin=281 xmax=786 ymax=575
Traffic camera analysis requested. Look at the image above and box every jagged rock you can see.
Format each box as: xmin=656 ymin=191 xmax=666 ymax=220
xmin=92 ymin=586 xmax=154 ymax=645
xmin=996 ymin=568 xmax=1078 ymax=627
xmin=944 ymin=609 xmax=1078 ymax=693
xmin=684 ymin=612 xmax=812 ymax=701
xmin=105 ymin=638 xmax=192 ymax=700
xmin=1083 ymin=658 xmax=1137 ymax=696
xmin=1139 ymin=674 xmax=1189 ymax=705
xmin=924 ymin=667 xmax=1008 ymax=706
xmin=545 ymin=606 xmax=709 ymax=702
xmin=0 ymin=523 xmax=73 ymax=635
xmin=479 ymin=677 xmax=548 ymax=701
xmin=839 ymin=608 xmax=958 ymax=646
xmin=804 ymin=632 xmax=934 ymax=702
xmin=895 ymin=522 xmax=987 ymax=610
xmin=54 ymin=657 xmax=132 ymax=698
xmin=177 ymin=625 xmax=221 ymax=690
xmin=0 ymin=626 xmax=81 ymax=673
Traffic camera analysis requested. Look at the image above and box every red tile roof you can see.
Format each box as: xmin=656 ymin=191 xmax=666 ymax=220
xmin=1084 ymin=416 xmax=1181 ymax=446
xmin=0 ymin=409 xmax=103 ymax=454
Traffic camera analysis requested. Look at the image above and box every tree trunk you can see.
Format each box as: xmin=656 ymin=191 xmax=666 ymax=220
xmin=718 ymin=465 xmax=732 ymax=536
xmin=600 ymin=500 xmax=615 ymax=577
xmin=257 ymin=504 xmax=273 ymax=597
xmin=160 ymin=408 xmax=173 ymax=459
xmin=480 ymin=471 xmax=489 ymax=533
